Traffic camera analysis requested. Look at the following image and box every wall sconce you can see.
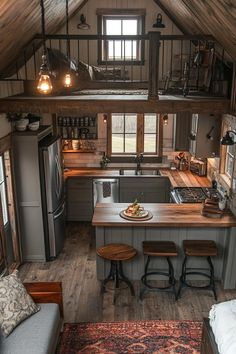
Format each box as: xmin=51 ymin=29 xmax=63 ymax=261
xmin=206 ymin=126 xmax=214 ymax=140
xmin=103 ymin=114 xmax=107 ymax=123
xmin=77 ymin=14 xmax=90 ymax=30
xmin=153 ymin=13 xmax=165 ymax=28
xmin=162 ymin=114 xmax=168 ymax=126
xmin=221 ymin=130 xmax=236 ymax=145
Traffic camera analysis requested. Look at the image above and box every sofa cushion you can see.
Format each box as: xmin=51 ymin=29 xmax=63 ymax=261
xmin=0 ymin=270 xmax=40 ymax=337
xmin=0 ymin=303 xmax=61 ymax=354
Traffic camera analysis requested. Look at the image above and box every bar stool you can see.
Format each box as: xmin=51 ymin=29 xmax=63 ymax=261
xmin=177 ymin=240 xmax=218 ymax=300
xmin=96 ymin=243 xmax=137 ymax=303
xmin=140 ymin=241 xmax=178 ymax=300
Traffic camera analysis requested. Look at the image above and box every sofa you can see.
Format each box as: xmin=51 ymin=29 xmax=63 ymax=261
xmin=0 ymin=282 xmax=63 ymax=354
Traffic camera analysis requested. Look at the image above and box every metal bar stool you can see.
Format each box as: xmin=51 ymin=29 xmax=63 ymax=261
xmin=177 ymin=240 xmax=218 ymax=300
xmin=96 ymin=243 xmax=137 ymax=304
xmin=140 ymin=241 xmax=178 ymax=300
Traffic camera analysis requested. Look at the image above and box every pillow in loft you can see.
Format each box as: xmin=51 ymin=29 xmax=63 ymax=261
xmin=46 ymin=48 xmax=77 ymax=78
xmin=0 ymin=270 xmax=40 ymax=337
xmin=77 ymin=60 xmax=94 ymax=82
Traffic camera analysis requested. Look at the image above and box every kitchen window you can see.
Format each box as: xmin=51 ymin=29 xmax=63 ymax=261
xmin=220 ymin=124 xmax=235 ymax=185
xmin=225 ymin=144 xmax=234 ymax=179
xmin=97 ymin=9 xmax=145 ymax=65
xmin=107 ymin=113 xmax=162 ymax=158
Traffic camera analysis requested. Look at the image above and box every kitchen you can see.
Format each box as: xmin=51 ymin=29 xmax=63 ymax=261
xmin=1 ymin=1 xmax=236 ymax=353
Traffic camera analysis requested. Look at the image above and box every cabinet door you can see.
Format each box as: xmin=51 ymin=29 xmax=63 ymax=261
xmin=119 ymin=177 xmax=170 ymax=203
xmin=175 ymin=112 xmax=191 ymax=151
xmin=66 ymin=178 xmax=93 ymax=221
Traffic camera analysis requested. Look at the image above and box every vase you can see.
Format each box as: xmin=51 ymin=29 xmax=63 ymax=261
xmin=15 ymin=118 xmax=29 ymax=131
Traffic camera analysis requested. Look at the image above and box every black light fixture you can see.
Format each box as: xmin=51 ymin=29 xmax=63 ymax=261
xmin=153 ymin=13 xmax=165 ymax=28
xmin=221 ymin=130 xmax=236 ymax=145
xmin=63 ymin=0 xmax=72 ymax=88
xmin=37 ymin=0 xmax=53 ymax=94
xmin=103 ymin=114 xmax=107 ymax=123
xmin=77 ymin=14 xmax=90 ymax=30
xmin=162 ymin=114 xmax=168 ymax=126
xmin=206 ymin=126 xmax=214 ymax=140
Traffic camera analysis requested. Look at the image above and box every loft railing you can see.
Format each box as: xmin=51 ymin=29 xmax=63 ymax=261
xmin=0 ymin=33 xmax=231 ymax=99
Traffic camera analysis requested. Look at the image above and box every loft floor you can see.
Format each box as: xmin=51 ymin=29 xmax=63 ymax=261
xmin=19 ymin=222 xmax=236 ymax=323
xmin=0 ymin=91 xmax=230 ymax=114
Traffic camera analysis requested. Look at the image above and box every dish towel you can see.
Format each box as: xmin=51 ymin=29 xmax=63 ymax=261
xmin=103 ymin=182 xmax=111 ymax=198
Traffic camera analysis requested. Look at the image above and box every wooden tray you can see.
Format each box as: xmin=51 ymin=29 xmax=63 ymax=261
xmin=119 ymin=210 xmax=153 ymax=221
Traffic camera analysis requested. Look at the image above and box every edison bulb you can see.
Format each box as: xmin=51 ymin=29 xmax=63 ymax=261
xmin=64 ymin=73 xmax=72 ymax=87
xmin=37 ymin=74 xmax=53 ymax=94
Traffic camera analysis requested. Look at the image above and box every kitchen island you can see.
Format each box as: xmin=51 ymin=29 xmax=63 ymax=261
xmin=92 ymin=203 xmax=236 ymax=289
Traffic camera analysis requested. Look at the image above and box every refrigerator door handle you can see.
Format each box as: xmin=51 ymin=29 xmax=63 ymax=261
xmin=54 ymin=203 xmax=65 ymax=219
xmin=55 ymin=154 xmax=61 ymax=199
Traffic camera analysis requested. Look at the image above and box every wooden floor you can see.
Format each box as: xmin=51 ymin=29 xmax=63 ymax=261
xmin=19 ymin=222 xmax=236 ymax=323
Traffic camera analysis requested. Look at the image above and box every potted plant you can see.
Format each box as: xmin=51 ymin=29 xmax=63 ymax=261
xmin=100 ymin=153 xmax=110 ymax=169
xmin=6 ymin=112 xmax=29 ymax=131
xmin=27 ymin=113 xmax=41 ymax=131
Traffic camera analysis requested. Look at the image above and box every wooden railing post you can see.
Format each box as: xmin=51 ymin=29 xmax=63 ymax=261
xmin=230 ymin=61 xmax=236 ymax=114
xmin=148 ymin=31 xmax=160 ymax=100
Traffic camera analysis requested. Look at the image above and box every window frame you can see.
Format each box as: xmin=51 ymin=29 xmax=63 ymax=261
xmin=107 ymin=113 xmax=163 ymax=162
xmin=97 ymin=8 xmax=146 ymax=66
xmin=220 ymin=123 xmax=235 ymax=186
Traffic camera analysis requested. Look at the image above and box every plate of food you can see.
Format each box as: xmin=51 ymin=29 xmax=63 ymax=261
xmin=123 ymin=200 xmax=148 ymax=218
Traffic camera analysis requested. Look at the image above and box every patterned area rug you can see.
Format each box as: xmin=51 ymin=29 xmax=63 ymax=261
xmin=57 ymin=320 xmax=203 ymax=354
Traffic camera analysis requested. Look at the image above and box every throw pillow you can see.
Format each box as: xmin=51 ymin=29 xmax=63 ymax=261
xmin=0 ymin=270 xmax=40 ymax=337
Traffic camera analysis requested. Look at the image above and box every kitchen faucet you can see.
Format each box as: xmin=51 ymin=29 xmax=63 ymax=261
xmin=135 ymin=153 xmax=144 ymax=171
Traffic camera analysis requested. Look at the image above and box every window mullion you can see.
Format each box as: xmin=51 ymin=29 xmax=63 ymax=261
xmin=137 ymin=114 xmax=144 ymax=153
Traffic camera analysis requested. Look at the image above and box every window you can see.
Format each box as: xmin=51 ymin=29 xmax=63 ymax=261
xmin=97 ymin=9 xmax=145 ymax=64
xmin=225 ymin=142 xmax=235 ymax=179
xmin=108 ymin=113 xmax=161 ymax=156
xmin=0 ymin=155 xmax=8 ymax=226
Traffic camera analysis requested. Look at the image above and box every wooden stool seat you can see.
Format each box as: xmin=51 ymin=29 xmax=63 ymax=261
xmin=143 ymin=241 xmax=178 ymax=257
xmin=183 ymin=240 xmax=217 ymax=257
xmin=140 ymin=241 xmax=178 ymax=300
xmin=97 ymin=243 xmax=137 ymax=261
xmin=96 ymin=243 xmax=136 ymax=303
xmin=177 ymin=239 xmax=218 ymax=300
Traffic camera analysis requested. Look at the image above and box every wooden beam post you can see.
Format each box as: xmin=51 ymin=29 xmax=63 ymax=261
xmin=148 ymin=31 xmax=160 ymax=100
xmin=230 ymin=62 xmax=236 ymax=114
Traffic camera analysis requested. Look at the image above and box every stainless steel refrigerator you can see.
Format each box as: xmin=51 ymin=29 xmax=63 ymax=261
xmin=39 ymin=135 xmax=65 ymax=260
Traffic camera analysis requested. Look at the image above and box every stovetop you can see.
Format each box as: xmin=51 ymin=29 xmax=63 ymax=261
xmin=171 ymin=187 xmax=221 ymax=203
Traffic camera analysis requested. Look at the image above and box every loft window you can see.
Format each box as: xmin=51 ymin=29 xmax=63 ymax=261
xmin=107 ymin=113 xmax=161 ymax=156
xmin=97 ymin=9 xmax=145 ymax=65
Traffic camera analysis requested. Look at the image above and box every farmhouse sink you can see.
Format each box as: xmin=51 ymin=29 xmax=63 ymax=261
xmin=119 ymin=169 xmax=160 ymax=176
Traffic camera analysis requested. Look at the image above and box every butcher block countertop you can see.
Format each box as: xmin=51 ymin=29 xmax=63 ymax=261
xmin=64 ymin=168 xmax=211 ymax=188
xmin=92 ymin=203 xmax=236 ymax=228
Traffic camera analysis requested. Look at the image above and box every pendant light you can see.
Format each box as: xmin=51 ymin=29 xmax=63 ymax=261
xmin=63 ymin=0 xmax=72 ymax=88
xmin=37 ymin=0 xmax=53 ymax=94
xmin=77 ymin=14 xmax=90 ymax=30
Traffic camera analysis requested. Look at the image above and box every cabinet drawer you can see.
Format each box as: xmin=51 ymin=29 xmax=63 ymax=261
xmin=67 ymin=178 xmax=92 ymax=190
xmin=67 ymin=202 xmax=93 ymax=221
xmin=67 ymin=189 xmax=92 ymax=202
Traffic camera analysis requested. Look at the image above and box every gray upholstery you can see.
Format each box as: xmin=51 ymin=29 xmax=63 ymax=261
xmin=0 ymin=303 xmax=61 ymax=354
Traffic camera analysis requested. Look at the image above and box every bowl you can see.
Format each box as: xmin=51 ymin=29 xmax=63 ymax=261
xmin=28 ymin=122 xmax=40 ymax=131
xmin=15 ymin=125 xmax=27 ymax=131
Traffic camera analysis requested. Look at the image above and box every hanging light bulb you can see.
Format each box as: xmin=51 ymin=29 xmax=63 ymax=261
xmin=37 ymin=0 xmax=53 ymax=94
xmin=37 ymin=54 xmax=52 ymax=94
xmin=64 ymin=73 xmax=72 ymax=87
xmin=63 ymin=0 xmax=72 ymax=88
xmin=163 ymin=114 xmax=168 ymax=126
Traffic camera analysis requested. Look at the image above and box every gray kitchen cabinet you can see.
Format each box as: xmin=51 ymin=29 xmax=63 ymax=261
xmin=12 ymin=125 xmax=53 ymax=262
xmin=66 ymin=177 xmax=93 ymax=221
xmin=119 ymin=177 xmax=171 ymax=203
xmin=189 ymin=113 xmax=221 ymax=158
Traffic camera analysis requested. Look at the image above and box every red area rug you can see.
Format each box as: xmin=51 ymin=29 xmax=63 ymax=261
xmin=57 ymin=320 xmax=203 ymax=353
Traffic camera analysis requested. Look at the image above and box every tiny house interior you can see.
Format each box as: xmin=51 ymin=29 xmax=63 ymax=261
xmin=0 ymin=1 xmax=236 ymax=353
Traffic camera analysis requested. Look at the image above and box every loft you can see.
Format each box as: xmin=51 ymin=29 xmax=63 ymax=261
xmin=0 ymin=33 xmax=232 ymax=114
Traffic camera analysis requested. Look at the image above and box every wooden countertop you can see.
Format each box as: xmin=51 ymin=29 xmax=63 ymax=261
xmin=64 ymin=168 xmax=211 ymax=188
xmin=92 ymin=203 xmax=236 ymax=228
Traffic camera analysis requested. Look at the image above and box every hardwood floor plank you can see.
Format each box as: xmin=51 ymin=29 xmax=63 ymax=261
xmin=19 ymin=221 xmax=236 ymax=323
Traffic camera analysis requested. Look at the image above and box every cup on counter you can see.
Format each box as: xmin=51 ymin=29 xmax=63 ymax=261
xmin=72 ymin=140 xmax=79 ymax=150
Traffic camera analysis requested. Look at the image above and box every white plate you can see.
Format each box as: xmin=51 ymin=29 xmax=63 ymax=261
xmin=123 ymin=209 xmax=149 ymax=218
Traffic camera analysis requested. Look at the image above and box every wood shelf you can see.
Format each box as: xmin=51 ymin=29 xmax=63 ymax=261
xmin=63 ymin=149 xmax=96 ymax=153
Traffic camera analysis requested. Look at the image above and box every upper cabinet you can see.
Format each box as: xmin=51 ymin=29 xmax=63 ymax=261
xmin=189 ymin=114 xmax=221 ymax=158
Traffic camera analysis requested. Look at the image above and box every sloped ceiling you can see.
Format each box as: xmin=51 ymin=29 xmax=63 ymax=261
xmin=155 ymin=0 xmax=236 ymax=60
xmin=0 ymin=0 xmax=87 ymax=76
xmin=0 ymin=0 xmax=236 ymax=78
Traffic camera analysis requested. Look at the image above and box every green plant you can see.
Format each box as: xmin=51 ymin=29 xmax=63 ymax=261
xmin=100 ymin=154 xmax=110 ymax=168
xmin=6 ymin=112 xmax=23 ymax=121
